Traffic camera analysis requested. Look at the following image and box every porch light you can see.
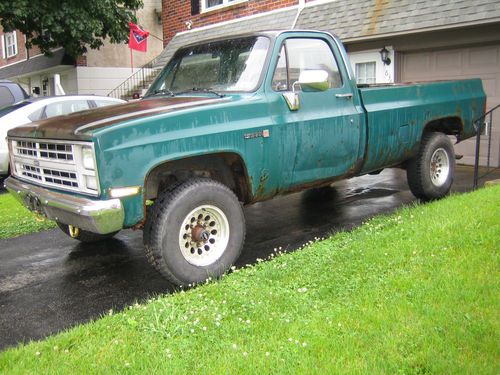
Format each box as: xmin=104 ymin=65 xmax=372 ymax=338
xmin=379 ymin=47 xmax=391 ymax=65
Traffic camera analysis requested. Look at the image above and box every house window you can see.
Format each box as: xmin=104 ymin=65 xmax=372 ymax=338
xmin=202 ymin=0 xmax=246 ymax=12
xmin=3 ymin=32 xmax=18 ymax=58
xmin=355 ymin=62 xmax=376 ymax=84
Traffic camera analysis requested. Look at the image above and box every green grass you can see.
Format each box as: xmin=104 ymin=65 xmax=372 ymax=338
xmin=0 ymin=193 xmax=56 ymax=239
xmin=1 ymin=186 xmax=499 ymax=374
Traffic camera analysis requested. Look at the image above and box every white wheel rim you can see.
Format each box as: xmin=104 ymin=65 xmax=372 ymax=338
xmin=178 ymin=205 xmax=230 ymax=267
xmin=430 ymin=148 xmax=450 ymax=187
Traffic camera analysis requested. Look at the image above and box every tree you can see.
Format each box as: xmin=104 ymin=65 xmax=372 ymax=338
xmin=0 ymin=0 xmax=143 ymax=58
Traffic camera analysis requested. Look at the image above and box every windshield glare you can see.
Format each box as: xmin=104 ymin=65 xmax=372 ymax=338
xmin=150 ymin=36 xmax=270 ymax=94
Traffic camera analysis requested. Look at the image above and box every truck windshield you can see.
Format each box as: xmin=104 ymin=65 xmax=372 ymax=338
xmin=148 ymin=36 xmax=270 ymax=95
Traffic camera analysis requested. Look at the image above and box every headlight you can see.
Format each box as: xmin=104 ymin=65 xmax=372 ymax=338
xmin=82 ymin=146 xmax=95 ymax=170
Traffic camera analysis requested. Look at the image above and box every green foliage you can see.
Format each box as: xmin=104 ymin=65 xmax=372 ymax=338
xmin=0 ymin=0 xmax=143 ymax=57
xmin=0 ymin=186 xmax=499 ymax=373
xmin=0 ymin=193 xmax=55 ymax=239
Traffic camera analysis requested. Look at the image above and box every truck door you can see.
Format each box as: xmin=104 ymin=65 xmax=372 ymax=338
xmin=268 ymin=36 xmax=364 ymax=187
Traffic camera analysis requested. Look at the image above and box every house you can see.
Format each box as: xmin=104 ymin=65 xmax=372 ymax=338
xmin=0 ymin=0 xmax=163 ymax=97
xmin=157 ymin=0 xmax=500 ymax=167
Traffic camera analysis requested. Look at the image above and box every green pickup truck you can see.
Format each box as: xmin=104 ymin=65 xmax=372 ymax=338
xmin=5 ymin=30 xmax=485 ymax=286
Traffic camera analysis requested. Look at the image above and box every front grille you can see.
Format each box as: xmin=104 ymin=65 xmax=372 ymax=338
xmin=15 ymin=140 xmax=74 ymax=162
xmin=9 ymin=138 xmax=98 ymax=196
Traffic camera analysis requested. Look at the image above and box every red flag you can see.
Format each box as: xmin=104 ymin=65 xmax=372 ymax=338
xmin=128 ymin=22 xmax=149 ymax=52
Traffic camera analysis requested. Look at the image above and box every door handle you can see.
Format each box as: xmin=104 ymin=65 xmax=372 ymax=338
xmin=335 ymin=93 xmax=353 ymax=99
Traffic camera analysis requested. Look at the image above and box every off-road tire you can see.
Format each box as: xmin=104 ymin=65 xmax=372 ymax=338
xmin=57 ymin=222 xmax=119 ymax=242
xmin=143 ymin=178 xmax=245 ymax=286
xmin=407 ymin=132 xmax=455 ymax=201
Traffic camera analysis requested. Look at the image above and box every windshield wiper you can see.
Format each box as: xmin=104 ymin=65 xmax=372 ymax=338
xmin=174 ymin=87 xmax=225 ymax=98
xmin=147 ymin=88 xmax=175 ymax=97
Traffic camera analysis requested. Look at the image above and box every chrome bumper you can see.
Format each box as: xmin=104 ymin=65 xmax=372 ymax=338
xmin=5 ymin=177 xmax=124 ymax=234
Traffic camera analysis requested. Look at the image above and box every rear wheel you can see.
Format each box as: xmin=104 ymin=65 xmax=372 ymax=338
xmin=143 ymin=178 xmax=245 ymax=286
xmin=57 ymin=222 xmax=119 ymax=242
xmin=407 ymin=132 xmax=455 ymax=201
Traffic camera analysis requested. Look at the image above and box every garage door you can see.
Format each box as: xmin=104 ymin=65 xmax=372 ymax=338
xmin=400 ymin=44 xmax=500 ymax=167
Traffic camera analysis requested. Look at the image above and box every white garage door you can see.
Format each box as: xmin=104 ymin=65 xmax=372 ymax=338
xmin=400 ymin=44 xmax=500 ymax=167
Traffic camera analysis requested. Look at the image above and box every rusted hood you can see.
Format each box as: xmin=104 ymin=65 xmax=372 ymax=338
xmin=7 ymin=96 xmax=227 ymax=141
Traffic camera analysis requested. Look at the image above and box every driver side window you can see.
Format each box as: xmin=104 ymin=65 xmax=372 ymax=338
xmin=272 ymin=38 xmax=342 ymax=91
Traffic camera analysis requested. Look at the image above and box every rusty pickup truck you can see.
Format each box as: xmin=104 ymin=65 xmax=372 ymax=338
xmin=5 ymin=30 xmax=486 ymax=286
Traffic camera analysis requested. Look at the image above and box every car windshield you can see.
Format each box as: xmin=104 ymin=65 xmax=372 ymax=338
xmin=0 ymin=101 xmax=30 ymax=118
xmin=147 ymin=36 xmax=270 ymax=95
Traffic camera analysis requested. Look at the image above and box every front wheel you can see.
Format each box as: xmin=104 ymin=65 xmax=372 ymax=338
xmin=57 ymin=222 xmax=119 ymax=242
xmin=143 ymin=178 xmax=245 ymax=286
xmin=406 ymin=132 xmax=455 ymax=201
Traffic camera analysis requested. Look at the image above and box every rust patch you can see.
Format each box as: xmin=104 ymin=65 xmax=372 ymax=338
xmin=254 ymin=171 xmax=269 ymax=200
xmin=363 ymin=0 xmax=389 ymax=36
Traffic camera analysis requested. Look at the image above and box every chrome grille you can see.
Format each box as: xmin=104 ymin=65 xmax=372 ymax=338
xmin=9 ymin=138 xmax=98 ymax=196
xmin=15 ymin=140 xmax=75 ymax=162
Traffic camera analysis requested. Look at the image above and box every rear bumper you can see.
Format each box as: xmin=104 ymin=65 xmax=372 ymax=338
xmin=4 ymin=177 xmax=124 ymax=234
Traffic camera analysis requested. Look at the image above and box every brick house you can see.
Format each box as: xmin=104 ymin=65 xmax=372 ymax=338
xmin=0 ymin=0 xmax=163 ymax=97
xmin=157 ymin=0 xmax=500 ymax=166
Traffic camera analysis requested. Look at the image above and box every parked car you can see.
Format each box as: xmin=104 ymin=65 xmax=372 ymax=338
xmin=5 ymin=30 xmax=485 ymax=286
xmin=0 ymin=80 xmax=29 ymax=109
xmin=0 ymin=95 xmax=125 ymax=176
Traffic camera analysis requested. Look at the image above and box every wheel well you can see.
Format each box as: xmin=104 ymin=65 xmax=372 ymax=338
xmin=423 ymin=116 xmax=463 ymax=137
xmin=144 ymin=153 xmax=252 ymax=203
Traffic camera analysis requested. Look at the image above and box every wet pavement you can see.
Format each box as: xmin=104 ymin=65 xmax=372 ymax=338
xmin=0 ymin=166 xmax=497 ymax=350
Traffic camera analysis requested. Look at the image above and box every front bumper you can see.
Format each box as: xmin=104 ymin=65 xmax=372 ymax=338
xmin=5 ymin=177 xmax=124 ymax=234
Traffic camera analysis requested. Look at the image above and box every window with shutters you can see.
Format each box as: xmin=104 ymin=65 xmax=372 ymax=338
xmin=3 ymin=32 xmax=18 ymax=58
xmin=201 ymin=0 xmax=248 ymax=13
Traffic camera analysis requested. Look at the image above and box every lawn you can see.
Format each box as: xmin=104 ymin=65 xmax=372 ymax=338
xmin=0 ymin=192 xmax=56 ymax=239
xmin=0 ymin=185 xmax=498 ymax=374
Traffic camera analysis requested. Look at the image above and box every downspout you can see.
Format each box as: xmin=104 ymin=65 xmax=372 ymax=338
xmin=292 ymin=0 xmax=305 ymax=29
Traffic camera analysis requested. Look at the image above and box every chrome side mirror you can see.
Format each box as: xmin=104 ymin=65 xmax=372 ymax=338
xmin=282 ymin=69 xmax=329 ymax=111
xmin=283 ymin=90 xmax=300 ymax=111
xmin=298 ymin=70 xmax=329 ymax=92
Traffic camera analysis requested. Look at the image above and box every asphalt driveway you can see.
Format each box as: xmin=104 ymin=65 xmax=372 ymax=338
xmin=0 ymin=166 xmax=495 ymax=350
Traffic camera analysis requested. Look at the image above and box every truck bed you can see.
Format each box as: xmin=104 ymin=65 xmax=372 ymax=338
xmin=357 ymin=79 xmax=485 ymax=174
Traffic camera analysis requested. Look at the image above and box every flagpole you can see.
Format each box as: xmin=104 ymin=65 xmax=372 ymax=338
xmin=130 ymin=49 xmax=134 ymax=73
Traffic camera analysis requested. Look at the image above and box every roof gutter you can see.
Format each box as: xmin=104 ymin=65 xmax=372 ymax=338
xmin=342 ymin=17 xmax=500 ymax=43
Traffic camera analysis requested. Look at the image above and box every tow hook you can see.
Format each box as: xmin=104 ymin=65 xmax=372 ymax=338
xmin=68 ymin=225 xmax=80 ymax=238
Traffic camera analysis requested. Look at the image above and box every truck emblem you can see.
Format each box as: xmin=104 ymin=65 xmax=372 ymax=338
xmin=244 ymin=129 xmax=270 ymax=139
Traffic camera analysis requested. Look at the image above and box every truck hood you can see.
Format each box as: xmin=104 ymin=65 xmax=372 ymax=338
xmin=7 ymin=96 xmax=228 ymax=141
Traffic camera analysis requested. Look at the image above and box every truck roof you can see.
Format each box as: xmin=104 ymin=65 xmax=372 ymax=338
xmin=179 ymin=29 xmax=340 ymax=49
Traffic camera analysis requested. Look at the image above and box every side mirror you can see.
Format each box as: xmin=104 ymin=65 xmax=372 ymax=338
xmin=297 ymin=70 xmax=329 ymax=92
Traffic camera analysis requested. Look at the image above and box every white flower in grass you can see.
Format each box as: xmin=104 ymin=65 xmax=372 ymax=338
xmin=302 ymin=342 xmax=307 ymax=347
xmin=202 ymin=326 xmax=207 ymax=331
xmin=35 ymin=351 xmax=41 ymax=356
xmin=232 ymin=344 xmax=237 ymax=349
xmin=124 ymin=362 xmax=130 ymax=367
xmin=265 ymin=351 xmax=270 ymax=357
xmin=288 ymin=338 xmax=293 ymax=342
xmin=216 ymin=321 xmax=221 ymax=327
xmin=190 ymin=329 xmax=195 ymax=334
xmin=297 ymin=287 xmax=308 ymax=293
xmin=64 ymin=349 xmax=69 ymax=353
xmin=243 ymin=352 xmax=248 ymax=357
xmin=246 ymin=319 xmax=250 ymax=324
